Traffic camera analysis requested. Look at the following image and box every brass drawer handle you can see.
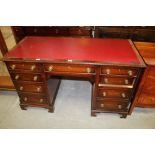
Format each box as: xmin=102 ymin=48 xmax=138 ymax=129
xmin=118 ymin=105 xmax=122 ymax=109
xmin=125 ymin=79 xmax=129 ymax=85
xmin=40 ymin=98 xmax=43 ymax=103
xmin=86 ymin=67 xmax=91 ymax=73
xmin=104 ymin=78 xmax=108 ymax=84
xmin=11 ymin=64 xmax=16 ymax=70
xmin=15 ymin=74 xmax=19 ymax=80
xmin=33 ymin=75 xmax=38 ymax=81
xmin=103 ymin=92 xmax=106 ymax=97
xmin=37 ymin=86 xmax=41 ymax=92
xmin=101 ymin=104 xmax=104 ymax=108
xmin=106 ymin=69 xmax=110 ymax=75
xmin=24 ymin=97 xmax=28 ymax=102
xmin=19 ymin=86 xmax=23 ymax=91
xmin=31 ymin=65 xmax=36 ymax=71
xmin=121 ymin=93 xmax=126 ymax=98
xmin=128 ymin=70 xmax=133 ymax=76
xmin=48 ymin=65 xmax=53 ymax=71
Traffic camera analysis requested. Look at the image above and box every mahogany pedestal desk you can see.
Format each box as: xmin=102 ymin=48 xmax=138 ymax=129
xmin=3 ymin=37 xmax=145 ymax=118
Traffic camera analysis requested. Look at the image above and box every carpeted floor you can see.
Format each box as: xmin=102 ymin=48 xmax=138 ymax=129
xmin=0 ymin=80 xmax=155 ymax=129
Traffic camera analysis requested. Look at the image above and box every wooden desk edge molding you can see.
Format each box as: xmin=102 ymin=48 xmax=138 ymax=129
xmin=2 ymin=37 xmax=146 ymax=118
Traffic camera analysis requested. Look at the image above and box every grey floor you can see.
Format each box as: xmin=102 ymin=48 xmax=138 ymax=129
xmin=0 ymin=80 xmax=155 ymax=129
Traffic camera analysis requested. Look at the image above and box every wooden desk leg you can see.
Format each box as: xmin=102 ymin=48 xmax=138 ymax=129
xmin=48 ymin=107 xmax=54 ymax=113
xmin=91 ymin=111 xmax=96 ymax=117
xmin=120 ymin=114 xmax=127 ymax=118
xmin=20 ymin=105 xmax=27 ymax=110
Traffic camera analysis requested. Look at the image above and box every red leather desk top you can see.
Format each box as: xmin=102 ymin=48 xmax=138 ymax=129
xmin=5 ymin=37 xmax=142 ymax=65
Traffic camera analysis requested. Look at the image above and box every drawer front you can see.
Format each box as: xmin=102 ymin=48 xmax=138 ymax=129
xmin=19 ymin=93 xmax=48 ymax=104
xmin=99 ymin=76 xmax=135 ymax=86
xmin=97 ymin=88 xmax=131 ymax=99
xmin=11 ymin=73 xmax=44 ymax=82
xmin=96 ymin=99 xmax=128 ymax=111
xmin=44 ymin=64 xmax=95 ymax=74
xmin=7 ymin=62 xmax=41 ymax=72
xmin=101 ymin=67 xmax=138 ymax=76
xmin=16 ymin=83 xmax=46 ymax=93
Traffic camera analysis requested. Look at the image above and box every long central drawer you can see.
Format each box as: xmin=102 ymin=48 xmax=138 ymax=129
xmin=44 ymin=64 xmax=95 ymax=74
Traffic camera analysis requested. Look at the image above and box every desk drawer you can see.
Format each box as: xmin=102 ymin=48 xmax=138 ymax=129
xmin=96 ymin=99 xmax=128 ymax=112
xmin=44 ymin=64 xmax=95 ymax=74
xmin=97 ymin=88 xmax=131 ymax=100
xmin=19 ymin=93 xmax=48 ymax=105
xmin=11 ymin=73 xmax=44 ymax=82
xmin=99 ymin=76 xmax=135 ymax=88
xmin=101 ymin=66 xmax=138 ymax=77
xmin=16 ymin=82 xmax=46 ymax=93
xmin=7 ymin=62 xmax=41 ymax=72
